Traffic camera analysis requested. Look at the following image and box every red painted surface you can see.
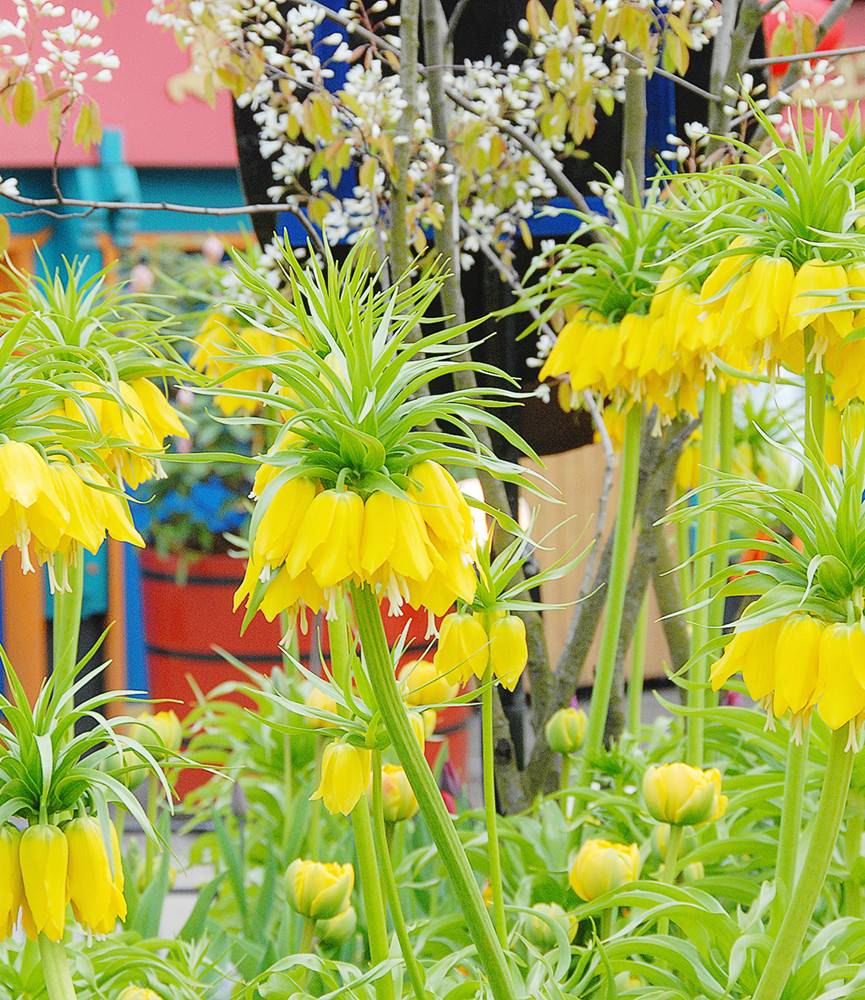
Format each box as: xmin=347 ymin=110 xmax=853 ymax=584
xmin=762 ymin=0 xmax=845 ymax=77
xmin=2 ymin=3 xmax=236 ymax=168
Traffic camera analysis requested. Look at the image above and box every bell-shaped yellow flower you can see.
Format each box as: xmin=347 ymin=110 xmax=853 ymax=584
xmin=381 ymin=764 xmax=419 ymax=822
xmin=0 ymin=826 xmax=22 ymax=938
xmin=773 ymin=614 xmax=824 ymax=719
xmin=128 ymin=379 xmax=188 ymax=441
xmin=398 ymin=659 xmax=458 ymax=707
xmin=311 ymin=741 xmax=371 ymax=815
xmin=710 ymin=616 xmax=786 ymax=703
xmin=434 ymin=612 xmax=489 ymax=685
xmin=545 ymin=706 xmax=587 ymax=754
xmin=407 ymin=461 xmax=475 ymax=550
xmin=699 ymin=236 xmax=753 ymax=307
xmin=65 ymin=817 xmax=127 ymax=934
xmin=643 ymin=763 xmax=727 ymax=826
xmin=568 ymin=839 xmax=640 ymax=902
xmin=20 ymin=824 xmax=67 ymax=942
xmin=784 ymin=261 xmax=853 ymax=341
xmin=285 ymin=489 xmax=363 ymax=590
xmin=740 ymin=256 xmax=795 ymax=344
xmin=489 ymin=614 xmax=528 ymax=691
xmin=814 ymin=623 xmax=865 ymax=730
xmin=285 ymin=858 xmax=354 ymax=919
xmin=252 ymin=476 xmax=318 ymax=567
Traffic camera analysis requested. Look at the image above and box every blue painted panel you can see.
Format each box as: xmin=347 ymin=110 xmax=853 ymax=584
xmin=135 ymin=169 xmax=246 ymax=233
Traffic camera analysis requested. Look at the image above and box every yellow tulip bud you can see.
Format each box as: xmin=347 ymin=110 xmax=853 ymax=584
xmin=433 ymin=612 xmax=489 ymax=685
xmin=643 ymin=763 xmax=727 ymax=826
xmin=316 ymin=903 xmax=357 ymax=946
xmin=489 ymin=615 xmax=528 ymax=691
xmin=20 ymin=824 xmax=67 ymax=941
xmin=772 ymin=614 xmax=824 ymax=719
xmin=285 ymin=859 xmax=354 ymax=920
xmin=311 ymin=742 xmax=371 ymax=816
xmin=65 ymin=817 xmax=127 ymax=934
xmin=398 ymin=659 xmax=458 ymax=707
xmin=568 ymin=839 xmax=640 ymax=902
xmin=545 ymin=707 xmax=587 ymax=755
xmin=304 ymin=685 xmax=339 ymax=728
xmin=381 ymin=764 xmax=418 ymax=823
xmin=521 ymin=902 xmax=576 ymax=950
xmin=130 ymin=710 xmax=182 ymax=753
xmin=0 ymin=826 xmax=22 ymax=938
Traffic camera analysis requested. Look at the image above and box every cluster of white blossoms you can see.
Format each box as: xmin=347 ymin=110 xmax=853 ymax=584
xmin=0 ymin=2 xmax=118 ymax=104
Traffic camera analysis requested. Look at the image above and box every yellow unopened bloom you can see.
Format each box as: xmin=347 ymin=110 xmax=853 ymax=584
xmin=398 ymin=659 xmax=458 ymax=707
xmin=20 ymin=824 xmax=67 ymax=941
xmin=522 ymin=902 xmax=576 ymax=949
xmin=311 ymin=742 xmax=371 ymax=815
xmin=710 ymin=616 xmax=786 ymax=703
xmin=381 ymin=764 xmax=418 ymax=822
xmin=545 ymin=706 xmax=587 ymax=754
xmin=568 ymin=839 xmax=640 ymax=902
xmin=285 ymin=859 xmax=354 ymax=919
xmin=433 ymin=612 xmax=489 ymax=685
xmin=116 ymin=989 xmax=164 ymax=1000
xmin=131 ymin=710 xmax=183 ymax=752
xmin=0 ymin=826 xmax=22 ymax=938
xmin=408 ymin=711 xmax=426 ymax=750
xmin=304 ymin=685 xmax=339 ymax=728
xmin=643 ymin=763 xmax=728 ymax=826
xmin=316 ymin=903 xmax=357 ymax=946
xmin=814 ymin=623 xmax=865 ymax=730
xmin=65 ymin=817 xmax=126 ymax=933
xmin=286 ymin=490 xmax=363 ymax=590
xmin=489 ymin=614 xmax=528 ymax=691
xmin=773 ymin=614 xmax=824 ymax=719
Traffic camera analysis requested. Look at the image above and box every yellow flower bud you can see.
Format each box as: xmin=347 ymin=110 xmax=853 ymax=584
xmin=116 ymin=989 xmax=163 ymax=1000
xmin=20 ymin=824 xmax=67 ymax=942
xmin=304 ymin=685 xmax=339 ymax=729
xmin=422 ymin=708 xmax=438 ymax=740
xmin=772 ymin=614 xmax=824 ymax=719
xmin=408 ymin=711 xmax=426 ymax=750
xmin=433 ymin=612 xmax=489 ymax=686
xmin=489 ymin=615 xmax=528 ymax=691
xmin=521 ymin=902 xmax=576 ymax=950
xmin=311 ymin=742 xmax=371 ymax=816
xmin=65 ymin=817 xmax=127 ymax=934
xmin=0 ymin=826 xmax=22 ymax=938
xmin=643 ymin=763 xmax=727 ymax=827
xmin=398 ymin=659 xmax=458 ymax=707
xmin=568 ymin=839 xmax=640 ymax=902
xmin=316 ymin=904 xmax=357 ymax=947
xmin=130 ymin=710 xmax=183 ymax=753
xmin=285 ymin=859 xmax=354 ymax=920
xmin=682 ymin=861 xmax=705 ymax=884
xmin=545 ymin=707 xmax=587 ymax=755
xmin=381 ymin=765 xmax=418 ymax=823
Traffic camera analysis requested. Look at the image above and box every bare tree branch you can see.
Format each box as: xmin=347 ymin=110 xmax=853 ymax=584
xmin=749 ymin=43 xmax=865 ymax=67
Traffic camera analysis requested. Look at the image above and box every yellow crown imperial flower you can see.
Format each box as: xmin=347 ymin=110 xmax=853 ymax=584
xmin=285 ymin=859 xmax=354 ymax=920
xmin=381 ymin=764 xmax=419 ymax=823
xmin=710 ymin=616 xmax=786 ymax=706
xmin=0 ymin=826 xmax=23 ymax=939
xmin=65 ymin=817 xmax=127 ymax=934
xmin=488 ymin=614 xmax=528 ymax=691
xmin=568 ymin=839 xmax=641 ymax=902
xmin=643 ymin=763 xmax=728 ymax=827
xmin=772 ymin=614 xmax=825 ymax=724
xmin=311 ymin=741 xmax=372 ymax=816
xmin=813 ymin=623 xmax=865 ymax=733
xmin=20 ymin=824 xmax=67 ymax=942
xmin=0 ymin=440 xmax=69 ymax=573
xmin=545 ymin=706 xmax=587 ymax=755
xmin=433 ymin=612 xmax=489 ymax=686
xmin=398 ymin=659 xmax=459 ymax=707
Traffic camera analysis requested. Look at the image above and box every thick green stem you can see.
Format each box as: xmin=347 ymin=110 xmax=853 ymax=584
xmin=371 ymin=750 xmax=427 ymax=1000
xmin=627 ymin=594 xmax=649 ymax=737
xmin=687 ymin=380 xmax=721 ymax=767
xmin=560 ymin=756 xmax=573 ymax=819
xmin=352 ymin=584 xmax=516 ymax=1000
xmin=482 ymin=665 xmax=507 ymax=944
xmin=144 ymin=777 xmax=159 ymax=883
xmin=52 ymin=554 xmax=84 ymax=712
xmin=658 ymin=823 xmax=684 ymax=937
xmin=708 ymin=387 xmax=734 ymax=637
xmin=845 ymin=797 xmax=863 ymax=918
xmin=300 ymin=918 xmax=315 ymax=953
xmin=353 ymin=797 xmax=395 ymax=1000
xmin=579 ymin=404 xmax=643 ymax=783
xmin=38 ymin=936 xmax=77 ymax=1000
xmin=753 ymin=727 xmax=853 ymax=1000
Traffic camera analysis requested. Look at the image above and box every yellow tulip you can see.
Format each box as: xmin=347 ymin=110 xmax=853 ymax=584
xmin=433 ymin=612 xmax=489 ymax=686
xmin=311 ymin=741 xmax=371 ymax=815
xmin=0 ymin=826 xmax=22 ymax=938
xmin=381 ymin=764 xmax=418 ymax=822
xmin=315 ymin=903 xmax=357 ymax=946
xmin=643 ymin=763 xmax=728 ymax=826
xmin=568 ymin=839 xmax=640 ymax=902
xmin=772 ymin=614 xmax=824 ymax=719
xmin=814 ymin=623 xmax=865 ymax=730
xmin=398 ymin=659 xmax=458 ymax=707
xmin=545 ymin=706 xmax=587 ymax=755
xmin=131 ymin=710 xmax=183 ymax=753
xmin=285 ymin=858 xmax=354 ymax=919
xmin=285 ymin=489 xmax=363 ymax=590
xmin=20 ymin=824 xmax=67 ymax=941
xmin=488 ymin=614 xmax=528 ymax=691
xmin=304 ymin=685 xmax=339 ymax=728
xmin=65 ymin=816 xmax=127 ymax=933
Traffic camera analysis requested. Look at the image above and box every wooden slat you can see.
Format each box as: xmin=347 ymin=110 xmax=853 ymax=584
xmin=1 ymin=558 xmax=47 ymax=703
